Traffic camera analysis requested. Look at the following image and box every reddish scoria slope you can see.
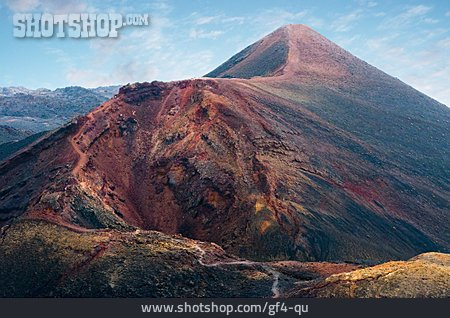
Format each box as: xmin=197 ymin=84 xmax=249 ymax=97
xmin=0 ymin=25 xmax=449 ymax=264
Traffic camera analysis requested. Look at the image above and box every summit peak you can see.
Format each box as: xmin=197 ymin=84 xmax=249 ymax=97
xmin=205 ymin=23 xmax=360 ymax=80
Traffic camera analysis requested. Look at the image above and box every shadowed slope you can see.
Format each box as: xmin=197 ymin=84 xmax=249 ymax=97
xmin=205 ymin=26 xmax=289 ymax=79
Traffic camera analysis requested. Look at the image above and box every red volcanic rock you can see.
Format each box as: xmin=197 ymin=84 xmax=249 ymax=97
xmin=0 ymin=25 xmax=449 ymax=265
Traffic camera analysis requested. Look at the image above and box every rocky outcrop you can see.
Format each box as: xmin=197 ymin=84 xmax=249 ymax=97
xmin=292 ymin=253 xmax=450 ymax=298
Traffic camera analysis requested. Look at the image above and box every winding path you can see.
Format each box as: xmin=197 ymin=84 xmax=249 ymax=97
xmin=192 ymin=243 xmax=281 ymax=298
xmin=70 ymin=103 xmax=108 ymax=176
xmin=70 ymin=113 xmax=93 ymax=176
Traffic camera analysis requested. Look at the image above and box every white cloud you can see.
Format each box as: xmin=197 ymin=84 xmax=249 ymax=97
xmin=188 ymin=11 xmax=247 ymax=26
xmin=380 ymin=5 xmax=432 ymax=29
xmin=423 ymin=18 xmax=439 ymax=24
xmin=66 ymin=60 xmax=157 ymax=87
xmin=374 ymin=12 xmax=386 ymax=17
xmin=44 ymin=47 xmax=73 ymax=67
xmin=6 ymin=0 xmax=89 ymax=13
xmin=150 ymin=0 xmax=172 ymax=14
xmin=305 ymin=16 xmax=324 ymax=28
xmin=405 ymin=5 xmax=431 ymax=16
xmin=421 ymin=28 xmax=447 ymax=39
xmin=437 ymin=37 xmax=450 ymax=48
xmin=155 ymin=50 xmax=214 ymax=80
xmin=44 ymin=0 xmax=88 ymax=13
xmin=190 ymin=14 xmax=246 ymax=27
xmin=6 ymin=0 xmax=39 ymax=11
xmin=334 ymin=34 xmax=361 ymax=47
xmin=446 ymin=11 xmax=450 ymax=17
xmin=332 ymin=10 xmax=363 ymax=32
xmin=189 ymin=29 xmax=224 ymax=39
xmin=194 ymin=16 xmax=219 ymax=25
xmin=355 ymin=0 xmax=377 ymax=8
xmin=221 ymin=16 xmax=245 ymax=24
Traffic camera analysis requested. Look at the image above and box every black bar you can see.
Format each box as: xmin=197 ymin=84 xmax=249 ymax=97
xmin=0 ymin=298 xmax=447 ymax=318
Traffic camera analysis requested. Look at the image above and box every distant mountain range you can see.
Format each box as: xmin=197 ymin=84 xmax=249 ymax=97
xmin=0 ymin=85 xmax=120 ymax=139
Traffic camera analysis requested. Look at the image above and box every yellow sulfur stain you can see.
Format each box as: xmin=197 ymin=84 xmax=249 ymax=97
xmin=289 ymin=201 xmax=310 ymax=215
xmin=207 ymin=190 xmax=222 ymax=209
xmin=260 ymin=220 xmax=272 ymax=234
xmin=255 ymin=197 xmax=266 ymax=213
xmin=244 ymin=270 xmax=270 ymax=280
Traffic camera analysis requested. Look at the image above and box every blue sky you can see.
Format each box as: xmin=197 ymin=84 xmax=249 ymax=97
xmin=0 ymin=0 xmax=449 ymax=106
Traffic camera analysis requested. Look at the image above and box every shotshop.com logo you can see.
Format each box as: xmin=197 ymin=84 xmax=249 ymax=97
xmin=13 ymin=13 xmax=149 ymax=38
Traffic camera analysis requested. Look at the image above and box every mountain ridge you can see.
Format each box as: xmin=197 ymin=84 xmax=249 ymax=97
xmin=0 ymin=85 xmax=120 ymax=134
